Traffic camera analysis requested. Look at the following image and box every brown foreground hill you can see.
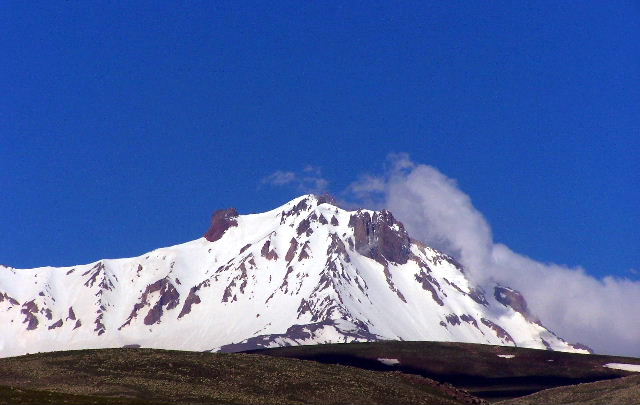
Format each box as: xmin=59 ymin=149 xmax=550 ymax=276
xmin=498 ymin=374 xmax=640 ymax=405
xmin=0 ymin=348 xmax=480 ymax=405
xmin=0 ymin=342 xmax=639 ymax=404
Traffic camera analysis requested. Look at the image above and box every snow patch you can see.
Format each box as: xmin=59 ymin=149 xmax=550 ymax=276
xmin=378 ymin=358 xmax=400 ymax=366
xmin=497 ymin=354 xmax=515 ymax=359
xmin=604 ymin=363 xmax=640 ymax=372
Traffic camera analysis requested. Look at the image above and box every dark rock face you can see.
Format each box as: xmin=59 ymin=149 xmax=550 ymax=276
xmin=48 ymin=319 xmax=63 ymax=330
xmin=285 ymin=238 xmax=298 ymax=262
xmin=67 ymin=307 xmax=76 ymax=321
xmin=480 ymin=318 xmax=515 ymax=344
xmin=569 ymin=342 xmax=594 ymax=353
xmin=218 ymin=320 xmax=379 ymax=353
xmin=348 ymin=210 xmax=411 ymax=265
xmin=468 ymin=288 xmax=489 ymax=307
xmin=204 ymin=208 xmax=239 ymax=242
xmin=415 ymin=271 xmax=444 ymax=306
xmin=143 ymin=279 xmax=180 ymax=325
xmin=120 ymin=278 xmax=181 ymax=328
xmin=494 ymin=286 xmax=539 ymax=324
xmin=178 ymin=279 xmax=210 ymax=319
xmin=315 ymin=193 xmax=338 ymax=206
xmin=0 ymin=292 xmax=19 ymax=306
xmin=296 ymin=218 xmax=312 ymax=236
xmin=261 ymin=241 xmax=278 ymax=261
xmin=178 ymin=287 xmax=202 ymax=318
xmin=446 ymin=314 xmax=461 ymax=326
xmin=21 ymin=300 xmax=39 ymax=330
xmin=460 ymin=314 xmax=479 ymax=329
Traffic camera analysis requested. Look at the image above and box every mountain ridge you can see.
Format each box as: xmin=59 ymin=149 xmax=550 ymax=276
xmin=0 ymin=194 xmax=589 ymax=358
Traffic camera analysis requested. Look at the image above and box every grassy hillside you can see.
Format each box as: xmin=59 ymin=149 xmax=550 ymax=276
xmin=0 ymin=348 xmax=479 ymax=405
xmin=1 ymin=342 xmax=638 ymax=404
xmin=252 ymin=341 xmax=640 ymax=401
xmin=498 ymin=374 xmax=640 ymax=405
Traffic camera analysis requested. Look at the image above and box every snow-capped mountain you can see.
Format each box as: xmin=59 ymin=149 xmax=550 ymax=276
xmin=0 ymin=195 xmax=590 ymax=358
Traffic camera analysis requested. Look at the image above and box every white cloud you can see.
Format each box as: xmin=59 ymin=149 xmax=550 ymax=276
xmin=349 ymin=154 xmax=640 ymax=357
xmin=262 ymin=171 xmax=297 ymax=186
xmin=262 ymin=167 xmax=329 ymax=193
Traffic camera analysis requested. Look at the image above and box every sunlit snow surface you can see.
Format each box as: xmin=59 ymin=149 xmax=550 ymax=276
xmin=378 ymin=358 xmax=400 ymax=366
xmin=604 ymin=363 xmax=640 ymax=372
xmin=0 ymin=195 xmax=589 ymax=358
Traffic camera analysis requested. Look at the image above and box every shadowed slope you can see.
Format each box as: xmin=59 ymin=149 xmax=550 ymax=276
xmin=251 ymin=341 xmax=640 ymax=401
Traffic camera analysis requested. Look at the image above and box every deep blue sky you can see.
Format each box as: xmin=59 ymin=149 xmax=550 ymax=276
xmin=2 ymin=2 xmax=638 ymax=282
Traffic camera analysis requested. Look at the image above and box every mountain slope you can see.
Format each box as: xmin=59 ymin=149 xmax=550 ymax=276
xmin=0 ymin=195 xmax=588 ymax=357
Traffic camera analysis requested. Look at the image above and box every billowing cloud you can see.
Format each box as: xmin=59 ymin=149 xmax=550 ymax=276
xmin=349 ymin=154 xmax=640 ymax=356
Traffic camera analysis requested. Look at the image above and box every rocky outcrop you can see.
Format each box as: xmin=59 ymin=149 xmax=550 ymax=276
xmin=120 ymin=277 xmax=180 ymax=328
xmin=481 ymin=318 xmax=515 ymax=344
xmin=21 ymin=300 xmax=39 ymax=331
xmin=204 ymin=208 xmax=239 ymax=242
xmin=217 ymin=320 xmax=379 ymax=353
xmin=494 ymin=286 xmax=539 ymax=324
xmin=348 ymin=210 xmax=411 ymax=265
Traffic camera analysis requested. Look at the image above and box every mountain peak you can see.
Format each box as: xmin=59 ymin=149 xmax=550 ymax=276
xmin=0 ymin=195 xmax=591 ymax=358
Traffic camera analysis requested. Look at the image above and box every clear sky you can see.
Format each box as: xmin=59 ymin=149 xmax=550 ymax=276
xmin=2 ymin=2 xmax=638 ymax=285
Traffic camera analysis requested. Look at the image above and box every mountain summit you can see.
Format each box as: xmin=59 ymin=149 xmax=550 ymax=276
xmin=0 ymin=195 xmax=589 ymax=357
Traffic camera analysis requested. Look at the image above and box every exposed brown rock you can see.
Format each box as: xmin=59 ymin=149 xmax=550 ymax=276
xmin=178 ymin=279 xmax=210 ymax=318
xmin=383 ymin=264 xmax=407 ymax=303
xmin=315 ymin=193 xmax=338 ymax=206
xmin=494 ymin=286 xmax=540 ymax=324
xmin=94 ymin=312 xmax=106 ymax=336
xmin=204 ymin=208 xmax=239 ymax=242
xmin=569 ymin=342 xmax=594 ymax=353
xmin=48 ymin=319 xmax=63 ymax=330
xmin=415 ymin=271 xmax=444 ymax=306
xmin=431 ymin=252 xmax=464 ymax=271
xmin=67 ymin=307 xmax=76 ymax=321
xmin=179 ymin=288 xmax=201 ymax=318
xmin=296 ymin=218 xmax=312 ymax=236
xmin=326 ymin=234 xmax=350 ymax=263
xmin=0 ymin=292 xmax=19 ymax=306
xmin=285 ymin=238 xmax=298 ymax=262
xmin=298 ymin=241 xmax=311 ymax=261
xmin=468 ymin=288 xmax=489 ymax=307
xmin=143 ymin=279 xmax=180 ymax=325
xmin=446 ymin=314 xmax=461 ymax=326
xmin=480 ymin=318 xmax=515 ymax=344
xmin=330 ymin=216 xmax=339 ymax=226
xmin=120 ymin=278 xmax=181 ymax=328
xmin=260 ymin=241 xmax=279 ymax=260
xmin=84 ymin=262 xmax=107 ymax=288
xmin=348 ymin=210 xmax=411 ymax=264
xmin=460 ymin=314 xmax=479 ymax=329
xmin=21 ymin=300 xmax=39 ymax=330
